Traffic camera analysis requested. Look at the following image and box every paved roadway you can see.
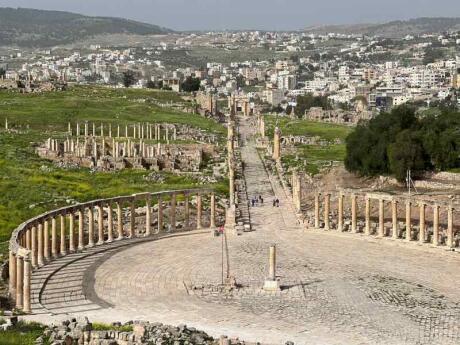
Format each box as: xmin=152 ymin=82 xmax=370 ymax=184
xmin=27 ymin=117 xmax=460 ymax=345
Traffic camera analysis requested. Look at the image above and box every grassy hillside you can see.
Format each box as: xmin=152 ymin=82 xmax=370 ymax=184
xmin=0 ymin=7 xmax=171 ymax=47
xmin=0 ymin=86 xmax=226 ymax=256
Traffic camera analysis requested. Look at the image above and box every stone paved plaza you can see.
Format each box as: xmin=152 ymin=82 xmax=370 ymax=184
xmin=26 ymin=118 xmax=460 ymax=345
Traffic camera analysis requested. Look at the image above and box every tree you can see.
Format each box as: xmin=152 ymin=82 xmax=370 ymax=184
xmin=388 ymin=130 xmax=428 ymax=182
xmin=146 ymin=80 xmax=156 ymax=89
xmin=0 ymin=68 xmax=5 ymax=78
xmin=122 ymin=70 xmax=137 ymax=88
xmin=295 ymin=94 xmax=331 ymax=116
xmin=181 ymin=76 xmax=201 ymax=92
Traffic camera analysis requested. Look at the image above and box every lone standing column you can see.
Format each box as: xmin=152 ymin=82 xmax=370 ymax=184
xmin=51 ymin=216 xmax=57 ymax=258
xmin=88 ymin=207 xmax=95 ymax=247
xmin=196 ymin=194 xmax=202 ymax=229
xmin=324 ymin=194 xmax=330 ymax=230
xmin=314 ymin=193 xmax=320 ymax=229
xmin=419 ymin=203 xmax=426 ymax=243
xmin=78 ymin=208 xmax=84 ymax=250
xmin=23 ymin=256 xmax=31 ymax=313
xmin=351 ymin=194 xmax=357 ymax=233
xmin=16 ymin=256 xmax=24 ymax=310
xmin=378 ymin=199 xmax=385 ymax=237
xmin=337 ymin=193 xmax=344 ymax=232
xmin=210 ymin=193 xmax=216 ymax=228
xmin=60 ymin=214 xmax=67 ymax=255
xmin=97 ymin=204 xmax=104 ymax=244
xmin=170 ymin=193 xmax=176 ymax=231
xmin=263 ymin=245 xmax=280 ymax=291
xmin=272 ymin=127 xmax=281 ymax=161
xmin=405 ymin=201 xmax=412 ymax=241
xmin=37 ymin=223 xmax=44 ymax=267
xmin=432 ymin=204 xmax=439 ymax=246
xmin=365 ymin=197 xmax=371 ymax=235
xmin=392 ymin=199 xmax=399 ymax=239
xmin=446 ymin=206 xmax=454 ymax=248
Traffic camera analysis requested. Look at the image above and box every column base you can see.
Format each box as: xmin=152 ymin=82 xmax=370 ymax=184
xmin=263 ymin=279 xmax=280 ymax=292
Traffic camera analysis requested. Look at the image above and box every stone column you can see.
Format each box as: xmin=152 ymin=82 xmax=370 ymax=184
xmin=31 ymin=226 xmax=37 ymax=268
xmin=351 ymin=194 xmax=357 ymax=233
xmin=405 ymin=201 xmax=412 ymax=241
xmin=170 ymin=193 xmax=176 ymax=231
xmin=9 ymin=251 xmax=17 ymax=299
xmin=60 ymin=214 xmax=67 ymax=255
xmin=272 ymin=127 xmax=281 ymax=161
xmin=125 ymin=125 xmax=128 ymax=138
xmin=92 ymin=123 xmax=96 ymax=136
xmin=263 ymin=245 xmax=280 ymax=291
xmin=432 ymin=204 xmax=439 ymax=246
xmin=365 ymin=197 xmax=371 ymax=235
xmin=314 ymin=193 xmax=320 ymax=229
xmin=196 ymin=194 xmax=202 ymax=229
xmin=16 ymin=256 xmax=24 ymax=309
xmin=392 ymin=199 xmax=398 ymax=239
xmin=85 ymin=122 xmax=88 ymax=137
xmin=26 ymin=228 xmax=31 ymax=250
xmin=37 ymin=223 xmax=44 ymax=267
xmin=69 ymin=212 xmax=75 ymax=253
xmin=337 ymin=193 xmax=344 ymax=232
xmin=129 ymin=201 xmax=135 ymax=238
xmin=324 ymin=194 xmax=330 ymax=230
xmin=107 ymin=203 xmax=114 ymax=242
xmin=445 ymin=206 xmax=454 ymax=249
xmin=88 ymin=207 xmax=95 ymax=247
xmin=269 ymin=245 xmax=276 ymax=280
xmin=419 ymin=203 xmax=426 ymax=243
xmin=76 ymin=122 xmax=80 ymax=136
xmin=44 ymin=219 xmax=50 ymax=262
xmin=378 ymin=199 xmax=385 ymax=237
xmin=23 ymin=257 xmax=31 ymax=313
xmin=97 ymin=205 xmax=104 ymax=244
xmin=185 ymin=194 xmax=190 ymax=229
xmin=51 ymin=216 xmax=57 ymax=258
xmin=117 ymin=125 xmax=120 ymax=138
xmin=145 ymin=197 xmax=151 ymax=236
xmin=157 ymin=196 xmax=163 ymax=233
xmin=228 ymin=158 xmax=235 ymax=206
xmin=117 ymin=202 xmax=123 ymax=240
xmin=210 ymin=193 xmax=216 ymax=228
xmin=78 ymin=208 xmax=84 ymax=250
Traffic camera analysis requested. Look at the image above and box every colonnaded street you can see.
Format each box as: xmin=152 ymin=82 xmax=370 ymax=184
xmin=26 ymin=118 xmax=460 ymax=345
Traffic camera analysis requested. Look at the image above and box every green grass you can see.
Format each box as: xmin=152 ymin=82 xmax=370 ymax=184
xmin=264 ymin=115 xmax=352 ymax=142
xmin=92 ymin=322 xmax=133 ymax=332
xmin=0 ymin=321 xmax=48 ymax=345
xmin=0 ymin=86 xmax=228 ymax=258
xmin=264 ymin=115 xmax=350 ymax=175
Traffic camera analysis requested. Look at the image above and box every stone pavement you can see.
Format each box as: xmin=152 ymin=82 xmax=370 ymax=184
xmin=26 ymin=117 xmax=460 ymax=345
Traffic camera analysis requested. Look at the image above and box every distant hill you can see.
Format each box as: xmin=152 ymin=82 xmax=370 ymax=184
xmin=305 ymin=17 xmax=460 ymax=38
xmin=0 ymin=7 xmax=172 ymax=47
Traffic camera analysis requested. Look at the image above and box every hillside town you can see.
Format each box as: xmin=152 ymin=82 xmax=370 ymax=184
xmin=1 ymin=30 xmax=460 ymax=123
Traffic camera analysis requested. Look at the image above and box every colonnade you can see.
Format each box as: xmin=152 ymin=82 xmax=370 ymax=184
xmin=309 ymin=191 xmax=458 ymax=249
xmin=69 ymin=122 xmax=177 ymax=142
xmin=9 ymin=189 xmax=219 ymax=313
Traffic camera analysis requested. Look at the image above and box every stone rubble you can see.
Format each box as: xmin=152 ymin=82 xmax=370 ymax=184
xmin=40 ymin=318 xmax=282 ymax=345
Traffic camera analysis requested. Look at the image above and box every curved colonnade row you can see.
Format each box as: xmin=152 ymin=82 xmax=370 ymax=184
xmin=299 ymin=188 xmax=459 ymax=249
xmin=8 ymin=188 xmax=220 ymax=314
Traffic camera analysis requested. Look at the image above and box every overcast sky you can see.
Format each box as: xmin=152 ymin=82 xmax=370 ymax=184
xmin=1 ymin=0 xmax=460 ymax=31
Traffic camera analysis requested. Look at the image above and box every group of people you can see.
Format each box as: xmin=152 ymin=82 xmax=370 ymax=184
xmin=249 ymin=195 xmax=280 ymax=208
xmin=250 ymin=195 xmax=264 ymax=207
